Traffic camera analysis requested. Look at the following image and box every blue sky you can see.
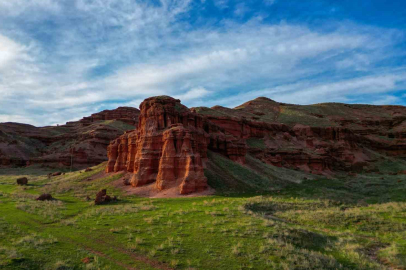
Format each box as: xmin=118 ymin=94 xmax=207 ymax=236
xmin=0 ymin=0 xmax=405 ymax=126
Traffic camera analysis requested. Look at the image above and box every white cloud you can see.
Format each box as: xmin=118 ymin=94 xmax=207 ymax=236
xmin=371 ymin=95 xmax=400 ymax=105
xmin=336 ymin=53 xmax=371 ymax=71
xmin=0 ymin=34 xmax=25 ymax=69
xmin=175 ymin=87 xmax=211 ymax=101
xmin=234 ymin=3 xmax=249 ymax=17
xmin=0 ymin=114 xmax=35 ymax=124
xmin=207 ymin=73 xmax=406 ymax=107
xmin=214 ymin=0 xmax=229 ymax=9
xmin=0 ymin=0 xmax=60 ymax=16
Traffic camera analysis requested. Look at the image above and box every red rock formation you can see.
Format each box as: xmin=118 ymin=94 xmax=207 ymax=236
xmin=106 ymin=96 xmax=246 ymax=194
xmin=0 ymin=107 xmax=140 ymax=168
xmin=214 ymin=119 xmax=353 ymax=172
xmin=193 ymin=112 xmax=370 ymax=174
xmin=106 ymin=95 xmax=403 ymax=191
xmin=94 ymin=189 xmax=117 ymax=205
xmin=190 ymin=98 xmax=406 ymax=175
xmin=155 ymin=124 xmax=207 ymax=194
xmin=78 ymin=107 xmax=140 ymax=126
xmin=200 ymin=115 xmax=289 ymax=139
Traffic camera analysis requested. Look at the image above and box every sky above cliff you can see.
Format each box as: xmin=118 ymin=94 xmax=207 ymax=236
xmin=0 ymin=0 xmax=406 ymax=126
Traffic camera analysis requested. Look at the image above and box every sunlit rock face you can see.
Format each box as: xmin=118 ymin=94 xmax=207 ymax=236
xmin=106 ymin=96 xmax=246 ymax=194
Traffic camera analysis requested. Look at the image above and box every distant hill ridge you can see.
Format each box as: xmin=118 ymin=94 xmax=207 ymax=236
xmin=0 ymin=107 xmax=140 ymax=167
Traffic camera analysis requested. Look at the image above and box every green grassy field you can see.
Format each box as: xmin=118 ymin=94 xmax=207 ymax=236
xmin=0 ymin=162 xmax=405 ymax=270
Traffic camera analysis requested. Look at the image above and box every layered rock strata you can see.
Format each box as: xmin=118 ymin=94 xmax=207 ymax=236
xmin=198 ymin=114 xmax=365 ymax=173
xmin=191 ymin=98 xmax=405 ymax=174
xmin=77 ymin=107 xmax=140 ymax=126
xmin=106 ymin=96 xmax=246 ymax=194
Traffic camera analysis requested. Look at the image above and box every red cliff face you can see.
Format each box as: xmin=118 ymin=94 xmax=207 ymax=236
xmin=106 ymin=96 xmax=246 ymax=194
xmin=193 ymin=112 xmax=369 ymax=174
xmin=191 ymin=98 xmax=406 ymax=175
xmin=77 ymin=107 xmax=140 ymax=127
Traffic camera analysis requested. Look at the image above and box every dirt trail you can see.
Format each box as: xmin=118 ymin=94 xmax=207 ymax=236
xmin=81 ymin=245 xmax=138 ymax=270
xmin=366 ymin=244 xmax=403 ymax=270
xmin=61 ymin=234 xmax=173 ymax=270
xmin=93 ymin=237 xmax=173 ymax=270
xmin=13 ymin=209 xmax=170 ymax=270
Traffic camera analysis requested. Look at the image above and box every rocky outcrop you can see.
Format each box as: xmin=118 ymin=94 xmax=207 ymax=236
xmin=77 ymin=107 xmax=140 ymax=127
xmin=106 ymin=96 xmax=246 ymax=194
xmin=17 ymin=177 xmax=28 ymax=185
xmin=94 ymin=189 xmax=117 ymax=205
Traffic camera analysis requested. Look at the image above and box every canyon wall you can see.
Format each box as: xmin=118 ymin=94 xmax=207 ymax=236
xmin=191 ymin=97 xmax=406 ymax=175
xmin=198 ymin=114 xmax=365 ymax=174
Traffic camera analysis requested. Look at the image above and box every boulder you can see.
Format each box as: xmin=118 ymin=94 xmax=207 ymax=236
xmin=94 ymin=189 xmax=117 ymax=205
xmin=123 ymin=178 xmax=130 ymax=186
xmin=36 ymin=194 xmax=53 ymax=201
xmin=17 ymin=177 xmax=28 ymax=186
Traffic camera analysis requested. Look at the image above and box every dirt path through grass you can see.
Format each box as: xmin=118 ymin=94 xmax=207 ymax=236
xmin=61 ymin=234 xmax=170 ymax=270
xmin=0 ymin=193 xmax=168 ymax=270
xmin=91 ymin=237 xmax=173 ymax=270
xmin=44 ymin=220 xmax=173 ymax=270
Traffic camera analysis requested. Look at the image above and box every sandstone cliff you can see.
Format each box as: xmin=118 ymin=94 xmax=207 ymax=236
xmin=192 ymin=97 xmax=406 ymax=174
xmin=106 ymin=96 xmax=246 ymax=194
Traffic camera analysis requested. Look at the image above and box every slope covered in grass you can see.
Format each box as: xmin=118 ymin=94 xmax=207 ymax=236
xmin=205 ymin=151 xmax=317 ymax=194
xmin=0 ymin=157 xmax=405 ymax=269
xmin=205 ymin=151 xmax=283 ymax=193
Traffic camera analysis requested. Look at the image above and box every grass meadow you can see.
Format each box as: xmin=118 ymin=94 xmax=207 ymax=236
xmin=0 ymin=161 xmax=405 ymax=270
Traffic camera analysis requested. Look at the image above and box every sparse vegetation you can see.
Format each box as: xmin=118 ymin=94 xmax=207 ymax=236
xmin=246 ymin=138 xmax=267 ymax=149
xmin=0 ymin=160 xmax=405 ymax=269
